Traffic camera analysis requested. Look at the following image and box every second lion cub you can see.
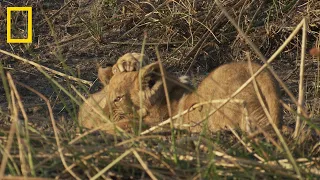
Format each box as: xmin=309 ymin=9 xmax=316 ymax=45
xmin=106 ymin=61 xmax=282 ymax=133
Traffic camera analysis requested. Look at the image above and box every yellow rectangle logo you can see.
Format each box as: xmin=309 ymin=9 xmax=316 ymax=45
xmin=7 ymin=7 xmax=32 ymax=43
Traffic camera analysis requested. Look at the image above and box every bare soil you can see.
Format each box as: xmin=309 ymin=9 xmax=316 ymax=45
xmin=0 ymin=0 xmax=319 ymax=179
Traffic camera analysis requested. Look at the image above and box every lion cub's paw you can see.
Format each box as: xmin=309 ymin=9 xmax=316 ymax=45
xmin=112 ymin=52 xmax=148 ymax=74
xmin=98 ymin=66 xmax=113 ymax=86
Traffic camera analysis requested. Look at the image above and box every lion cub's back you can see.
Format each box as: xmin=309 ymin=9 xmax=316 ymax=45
xmin=197 ymin=62 xmax=260 ymax=95
xmin=192 ymin=62 xmax=281 ymax=131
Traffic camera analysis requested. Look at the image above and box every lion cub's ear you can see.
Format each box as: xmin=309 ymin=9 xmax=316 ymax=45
xmin=98 ymin=66 xmax=113 ymax=86
xmin=134 ymin=62 xmax=163 ymax=105
xmin=140 ymin=62 xmax=160 ymax=76
xmin=140 ymin=62 xmax=161 ymax=88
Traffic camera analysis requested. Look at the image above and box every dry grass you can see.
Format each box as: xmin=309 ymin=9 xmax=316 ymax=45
xmin=0 ymin=0 xmax=320 ymax=179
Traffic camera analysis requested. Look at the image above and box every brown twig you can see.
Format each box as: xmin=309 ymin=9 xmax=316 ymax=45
xmin=141 ymin=99 xmax=246 ymax=135
xmin=294 ymin=18 xmax=307 ymax=138
xmin=214 ymin=0 xmax=303 ymax=178
xmin=15 ymin=82 xmax=81 ymax=180
xmin=7 ymin=73 xmax=31 ymax=176
xmin=0 ymin=49 xmax=93 ymax=86
xmin=0 ymin=75 xmax=18 ymax=179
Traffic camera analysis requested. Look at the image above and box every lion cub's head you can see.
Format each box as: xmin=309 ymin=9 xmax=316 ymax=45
xmin=106 ymin=62 xmax=164 ymax=121
xmin=78 ymin=52 xmax=148 ymax=133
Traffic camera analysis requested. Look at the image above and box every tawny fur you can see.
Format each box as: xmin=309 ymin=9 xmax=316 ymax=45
xmin=107 ymin=63 xmax=190 ymax=126
xmin=106 ymin=62 xmax=282 ymax=133
xmin=78 ymin=86 xmax=131 ymax=134
xmin=78 ymin=52 xmax=146 ymax=133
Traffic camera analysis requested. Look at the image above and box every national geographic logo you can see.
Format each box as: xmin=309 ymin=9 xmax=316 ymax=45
xmin=6 ymin=7 xmax=32 ymax=43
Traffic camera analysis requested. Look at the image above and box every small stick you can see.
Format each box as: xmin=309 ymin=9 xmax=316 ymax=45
xmin=0 ymin=49 xmax=93 ymax=86
xmin=0 ymin=81 xmax=18 ymax=179
xmin=140 ymin=99 xmax=244 ymax=135
xmin=132 ymin=150 xmax=157 ymax=180
xmin=214 ymin=0 xmax=308 ymax=117
xmin=293 ymin=19 xmax=307 ymax=138
xmin=16 ymin=82 xmax=81 ymax=180
xmin=37 ymin=0 xmax=75 ymax=27
xmin=214 ymin=0 xmax=303 ymax=178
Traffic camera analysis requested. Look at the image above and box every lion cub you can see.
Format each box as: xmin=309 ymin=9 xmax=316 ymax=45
xmin=106 ymin=61 xmax=282 ymax=133
xmin=78 ymin=53 xmax=146 ymax=133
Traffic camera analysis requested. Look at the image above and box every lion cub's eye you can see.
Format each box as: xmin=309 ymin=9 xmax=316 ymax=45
xmin=114 ymin=96 xmax=123 ymax=103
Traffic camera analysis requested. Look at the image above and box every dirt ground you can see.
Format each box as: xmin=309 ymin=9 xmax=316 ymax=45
xmin=1 ymin=0 xmax=319 ymax=129
xmin=0 ymin=0 xmax=319 ymax=179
